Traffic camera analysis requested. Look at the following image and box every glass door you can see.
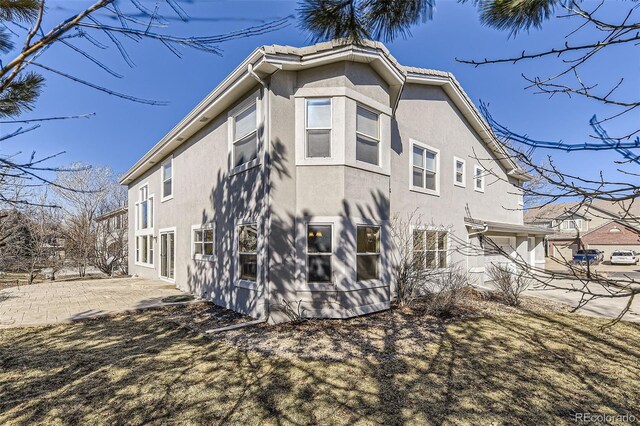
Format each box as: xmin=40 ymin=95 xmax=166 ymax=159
xmin=160 ymin=231 xmax=175 ymax=280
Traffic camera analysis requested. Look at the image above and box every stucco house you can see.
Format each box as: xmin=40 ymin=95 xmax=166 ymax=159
xmin=120 ymin=40 xmax=549 ymax=322
xmin=524 ymin=200 xmax=640 ymax=260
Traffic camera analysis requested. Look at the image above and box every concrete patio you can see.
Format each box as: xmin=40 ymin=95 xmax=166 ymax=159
xmin=0 ymin=277 xmax=188 ymax=328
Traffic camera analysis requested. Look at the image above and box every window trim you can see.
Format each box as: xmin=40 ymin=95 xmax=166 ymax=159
xmin=412 ymin=226 xmax=450 ymax=270
xmin=409 ymin=139 xmax=440 ymax=196
xmin=305 ymin=223 xmax=334 ymax=284
xmin=304 ymin=97 xmax=333 ymax=159
xmin=158 ymin=227 xmax=176 ymax=283
xmin=161 ymin=157 xmax=174 ymax=202
xmin=191 ymin=223 xmax=215 ymax=262
xmin=474 ymin=165 xmax=485 ymax=193
xmin=228 ymin=90 xmax=261 ymax=175
xmin=453 ymin=156 xmax=466 ymax=188
xmin=355 ymin=104 xmax=381 ymax=167
xmin=134 ymin=182 xmax=154 ymax=268
xmin=356 ymin=224 xmax=381 ymax=283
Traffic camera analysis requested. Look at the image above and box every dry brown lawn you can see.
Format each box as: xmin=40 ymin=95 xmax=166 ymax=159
xmin=0 ymin=298 xmax=638 ymax=425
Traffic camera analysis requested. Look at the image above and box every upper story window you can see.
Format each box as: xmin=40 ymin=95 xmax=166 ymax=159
xmin=454 ymin=157 xmax=465 ymax=187
xmin=356 ymin=105 xmax=380 ymax=166
xmin=474 ymin=165 xmax=485 ymax=193
xmin=307 ymin=224 xmax=332 ymax=283
xmin=305 ymin=98 xmax=332 ymax=158
xmin=161 ymin=158 xmax=173 ymax=200
xmin=232 ymin=101 xmax=258 ymax=168
xmin=356 ymin=225 xmax=380 ymax=281
xmin=412 ymin=141 xmax=439 ymax=195
xmin=137 ymin=185 xmax=153 ymax=231
xmin=560 ymin=219 xmax=583 ymax=231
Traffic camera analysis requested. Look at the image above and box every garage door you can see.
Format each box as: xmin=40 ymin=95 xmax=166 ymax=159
xmin=484 ymin=236 xmax=516 ymax=281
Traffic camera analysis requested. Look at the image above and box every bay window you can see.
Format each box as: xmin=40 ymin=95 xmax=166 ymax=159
xmin=307 ymin=224 xmax=332 ymax=283
xmin=356 ymin=105 xmax=380 ymax=166
xmin=305 ymin=98 xmax=332 ymax=158
xmin=356 ymin=226 xmax=380 ymax=281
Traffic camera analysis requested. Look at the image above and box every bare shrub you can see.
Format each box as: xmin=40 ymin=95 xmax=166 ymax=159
xmin=423 ymin=266 xmax=470 ymax=318
xmin=487 ymin=264 xmax=531 ymax=306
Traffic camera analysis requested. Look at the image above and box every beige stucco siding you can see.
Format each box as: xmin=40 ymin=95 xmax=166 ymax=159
xmin=128 ymin=84 xmax=267 ymax=318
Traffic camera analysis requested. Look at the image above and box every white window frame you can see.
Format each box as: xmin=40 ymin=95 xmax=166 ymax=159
xmin=412 ymin=226 xmax=450 ymax=270
xmin=410 ymin=139 xmax=440 ymax=196
xmin=453 ymin=157 xmax=466 ymax=188
xmin=191 ymin=223 xmax=215 ymax=262
xmin=355 ymin=104 xmax=380 ymax=167
xmin=161 ymin=157 xmax=174 ymax=202
xmin=356 ymin=224 xmax=381 ymax=282
xmin=228 ymin=91 xmax=261 ymax=175
xmin=474 ymin=165 xmax=485 ymax=193
xmin=158 ymin=227 xmax=176 ymax=283
xmin=306 ymin=223 xmax=334 ymax=284
xmin=305 ymin=97 xmax=333 ymax=159
xmin=134 ymin=183 xmax=154 ymax=268
xmin=561 ymin=219 xmax=583 ymax=231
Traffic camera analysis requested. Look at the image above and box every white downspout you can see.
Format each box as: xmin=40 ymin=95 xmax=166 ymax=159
xmin=248 ymin=62 xmax=271 ymax=321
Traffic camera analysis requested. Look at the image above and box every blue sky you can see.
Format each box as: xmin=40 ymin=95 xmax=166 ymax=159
xmin=2 ymin=0 xmax=638 ymax=184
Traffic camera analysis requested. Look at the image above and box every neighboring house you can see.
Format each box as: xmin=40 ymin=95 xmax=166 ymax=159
xmin=95 ymin=206 xmax=128 ymax=274
xmin=524 ymin=200 xmax=640 ymax=260
xmin=120 ymin=40 xmax=549 ymax=322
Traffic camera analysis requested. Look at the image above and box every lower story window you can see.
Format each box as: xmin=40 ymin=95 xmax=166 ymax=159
xmin=307 ymin=224 xmax=332 ymax=283
xmin=357 ymin=225 xmax=380 ymax=281
xmin=193 ymin=225 xmax=215 ymax=260
xmin=413 ymin=229 xmax=447 ymax=269
xmin=136 ymin=234 xmax=154 ymax=265
xmin=238 ymin=224 xmax=258 ymax=281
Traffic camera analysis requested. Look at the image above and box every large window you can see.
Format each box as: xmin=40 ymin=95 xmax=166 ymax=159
xmin=192 ymin=224 xmax=215 ymax=261
xmin=474 ymin=165 xmax=485 ymax=192
xmin=161 ymin=158 xmax=173 ymax=200
xmin=305 ymin=98 xmax=331 ymax=158
xmin=413 ymin=229 xmax=448 ymax=269
xmin=412 ymin=143 xmax=438 ymax=193
xmin=356 ymin=105 xmax=380 ymax=166
xmin=137 ymin=185 xmax=153 ymax=230
xmin=135 ymin=235 xmax=154 ymax=265
xmin=454 ymin=157 xmax=465 ymax=187
xmin=357 ymin=226 xmax=380 ymax=281
xmin=238 ymin=224 xmax=258 ymax=281
xmin=307 ymin=224 xmax=332 ymax=282
xmin=232 ymin=101 xmax=258 ymax=168
xmin=135 ymin=184 xmax=154 ymax=266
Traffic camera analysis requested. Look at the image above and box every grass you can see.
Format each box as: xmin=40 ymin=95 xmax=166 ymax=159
xmin=0 ymin=272 xmax=116 ymax=289
xmin=0 ymin=306 xmax=638 ymax=425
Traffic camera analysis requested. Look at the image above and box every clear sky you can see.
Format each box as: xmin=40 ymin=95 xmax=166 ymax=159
xmin=2 ymin=0 xmax=638 ymax=184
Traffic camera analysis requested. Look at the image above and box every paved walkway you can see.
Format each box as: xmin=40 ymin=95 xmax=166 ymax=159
xmin=0 ymin=277 xmax=187 ymax=328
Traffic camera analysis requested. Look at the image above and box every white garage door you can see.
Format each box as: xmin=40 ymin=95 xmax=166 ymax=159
xmin=484 ymin=236 xmax=516 ymax=281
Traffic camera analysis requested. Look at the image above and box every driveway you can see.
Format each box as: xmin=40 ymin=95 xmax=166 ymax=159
xmin=525 ymin=279 xmax=640 ymax=323
xmin=0 ymin=277 xmax=188 ymax=328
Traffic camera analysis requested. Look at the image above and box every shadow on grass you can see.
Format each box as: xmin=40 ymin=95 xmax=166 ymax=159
xmin=0 ymin=307 xmax=638 ymax=425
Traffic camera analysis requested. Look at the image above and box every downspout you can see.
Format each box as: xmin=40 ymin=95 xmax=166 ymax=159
xmin=248 ymin=62 xmax=271 ymax=321
xmin=467 ymin=224 xmax=489 ymax=237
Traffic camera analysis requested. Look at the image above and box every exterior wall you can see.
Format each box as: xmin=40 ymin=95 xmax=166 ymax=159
xmin=582 ymin=221 xmax=640 ymax=258
xmin=391 ymin=84 xmax=523 ymax=276
xmin=267 ymin=65 xmax=392 ymax=322
xmin=128 ymin=83 xmax=268 ymax=318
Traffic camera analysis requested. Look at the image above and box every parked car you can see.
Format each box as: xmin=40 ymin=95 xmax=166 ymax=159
xmin=572 ymin=249 xmax=604 ymax=264
xmin=610 ymin=250 xmax=639 ymax=265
